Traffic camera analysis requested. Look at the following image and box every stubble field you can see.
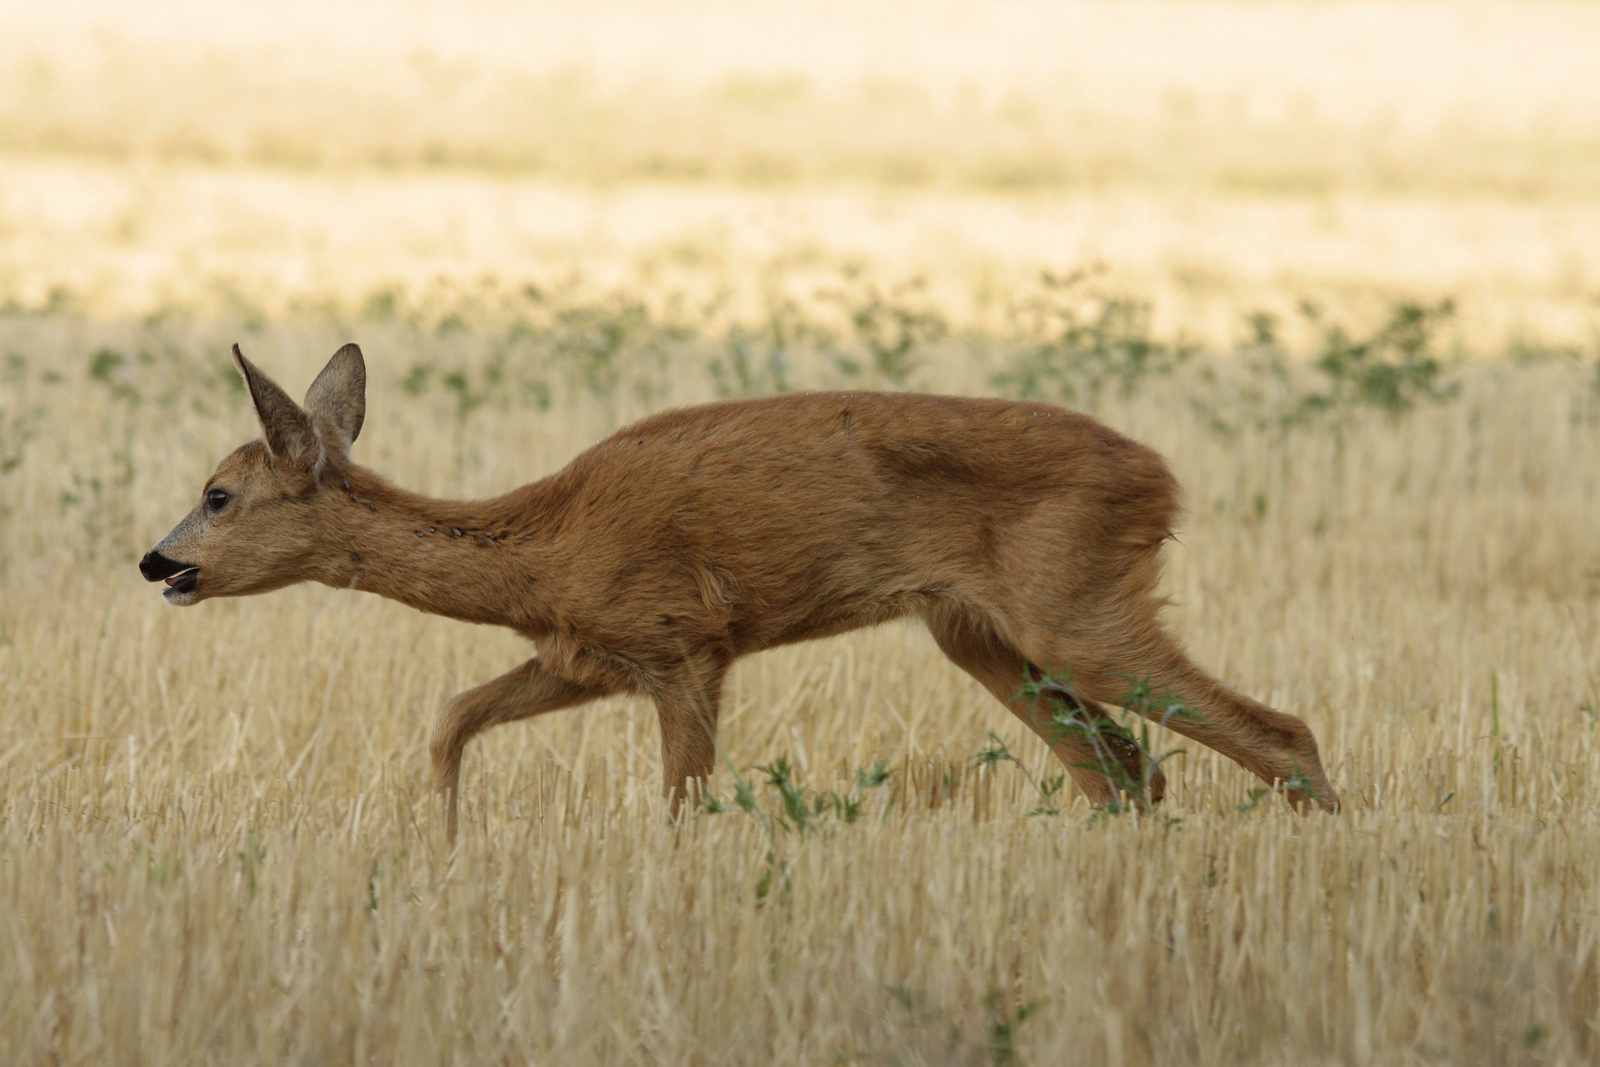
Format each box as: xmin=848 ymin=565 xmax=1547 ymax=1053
xmin=2 ymin=3 xmax=1600 ymax=1064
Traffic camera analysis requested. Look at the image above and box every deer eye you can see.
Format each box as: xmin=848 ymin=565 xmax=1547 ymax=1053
xmin=205 ymin=488 xmax=232 ymax=512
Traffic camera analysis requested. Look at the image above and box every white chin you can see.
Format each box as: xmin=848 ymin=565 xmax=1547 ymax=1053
xmin=163 ymin=587 xmax=200 ymax=606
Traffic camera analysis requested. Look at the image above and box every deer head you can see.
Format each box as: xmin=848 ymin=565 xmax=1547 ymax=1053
xmin=139 ymin=343 xmax=367 ymax=605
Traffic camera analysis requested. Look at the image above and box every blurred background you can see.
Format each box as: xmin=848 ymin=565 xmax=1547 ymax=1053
xmin=3 ymin=0 xmax=1599 ymax=347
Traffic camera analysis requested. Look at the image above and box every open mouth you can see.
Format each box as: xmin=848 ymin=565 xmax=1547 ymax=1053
xmin=164 ymin=568 xmax=200 ymax=595
xmin=140 ymin=550 xmax=200 ymax=601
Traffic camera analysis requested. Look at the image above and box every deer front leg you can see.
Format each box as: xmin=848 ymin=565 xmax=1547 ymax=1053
xmin=650 ymin=662 xmax=729 ymax=819
xmin=430 ymin=658 xmax=611 ymax=845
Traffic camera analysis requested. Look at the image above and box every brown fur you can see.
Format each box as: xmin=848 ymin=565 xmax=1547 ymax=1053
xmin=143 ymin=345 xmax=1338 ymax=841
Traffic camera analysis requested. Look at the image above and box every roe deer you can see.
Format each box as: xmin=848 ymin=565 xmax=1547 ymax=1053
xmin=141 ymin=344 xmax=1337 ymax=840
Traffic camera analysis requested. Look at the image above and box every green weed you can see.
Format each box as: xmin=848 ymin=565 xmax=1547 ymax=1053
xmin=1196 ymin=299 xmax=1460 ymax=436
xmin=0 ymin=354 xmax=42 ymax=476
xmin=825 ymin=275 xmax=947 ymax=389
xmin=993 ymin=269 xmax=1192 ymax=410
xmin=1235 ymin=768 xmax=1320 ymax=813
xmin=700 ymin=754 xmax=893 ymax=901
xmin=977 ymin=668 xmax=1196 ymax=823
xmin=708 ymin=297 xmax=802 ymax=396
xmin=843 ymin=984 xmax=1041 ymax=1066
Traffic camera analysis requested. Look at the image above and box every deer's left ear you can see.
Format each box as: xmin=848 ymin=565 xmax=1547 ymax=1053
xmin=303 ymin=343 xmax=367 ymax=455
xmin=234 ymin=344 xmax=319 ymax=465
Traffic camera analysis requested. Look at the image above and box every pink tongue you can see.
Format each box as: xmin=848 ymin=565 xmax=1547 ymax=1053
xmin=165 ymin=572 xmax=192 ymax=587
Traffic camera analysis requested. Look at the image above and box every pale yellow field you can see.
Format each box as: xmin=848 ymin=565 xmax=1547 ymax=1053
xmin=3 ymin=3 xmax=1600 ymax=1064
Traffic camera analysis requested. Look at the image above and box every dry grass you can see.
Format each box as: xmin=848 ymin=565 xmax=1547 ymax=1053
xmin=3 ymin=313 xmax=1598 ymax=1064
xmin=3 ymin=2 xmax=1600 ymax=1064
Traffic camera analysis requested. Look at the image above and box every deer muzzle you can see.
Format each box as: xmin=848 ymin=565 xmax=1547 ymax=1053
xmin=139 ymin=550 xmax=200 ymax=600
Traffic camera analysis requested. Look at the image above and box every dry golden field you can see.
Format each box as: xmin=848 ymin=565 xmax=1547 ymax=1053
xmin=3 ymin=2 xmax=1600 ymax=1064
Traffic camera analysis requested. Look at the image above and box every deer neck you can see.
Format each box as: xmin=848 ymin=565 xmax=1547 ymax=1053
xmin=311 ymin=463 xmax=559 ymax=631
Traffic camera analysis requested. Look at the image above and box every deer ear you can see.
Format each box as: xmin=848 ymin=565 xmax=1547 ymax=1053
xmin=303 ymin=343 xmax=367 ymax=454
xmin=233 ymin=344 xmax=318 ymax=465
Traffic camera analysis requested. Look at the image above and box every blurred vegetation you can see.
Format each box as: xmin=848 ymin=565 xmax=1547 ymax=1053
xmin=992 ymin=269 xmax=1195 ymax=410
xmin=5 ymin=46 xmax=1600 ymax=200
xmin=6 ymin=269 xmax=1597 ymax=477
xmin=1192 ymin=298 xmax=1463 ymax=437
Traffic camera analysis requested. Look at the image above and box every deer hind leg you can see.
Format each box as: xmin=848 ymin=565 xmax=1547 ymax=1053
xmin=1027 ymin=621 xmax=1338 ymax=812
xmin=650 ymin=654 xmax=730 ymax=819
xmin=923 ymin=605 xmax=1164 ymax=807
xmin=430 ymin=658 xmax=611 ymax=844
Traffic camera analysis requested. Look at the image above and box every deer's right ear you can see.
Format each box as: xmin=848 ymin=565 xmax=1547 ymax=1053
xmin=303 ymin=343 xmax=367 ymax=455
xmin=233 ymin=344 xmax=319 ymax=466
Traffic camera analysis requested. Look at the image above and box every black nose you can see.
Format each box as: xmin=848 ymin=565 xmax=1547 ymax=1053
xmin=139 ymin=550 xmax=189 ymax=582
